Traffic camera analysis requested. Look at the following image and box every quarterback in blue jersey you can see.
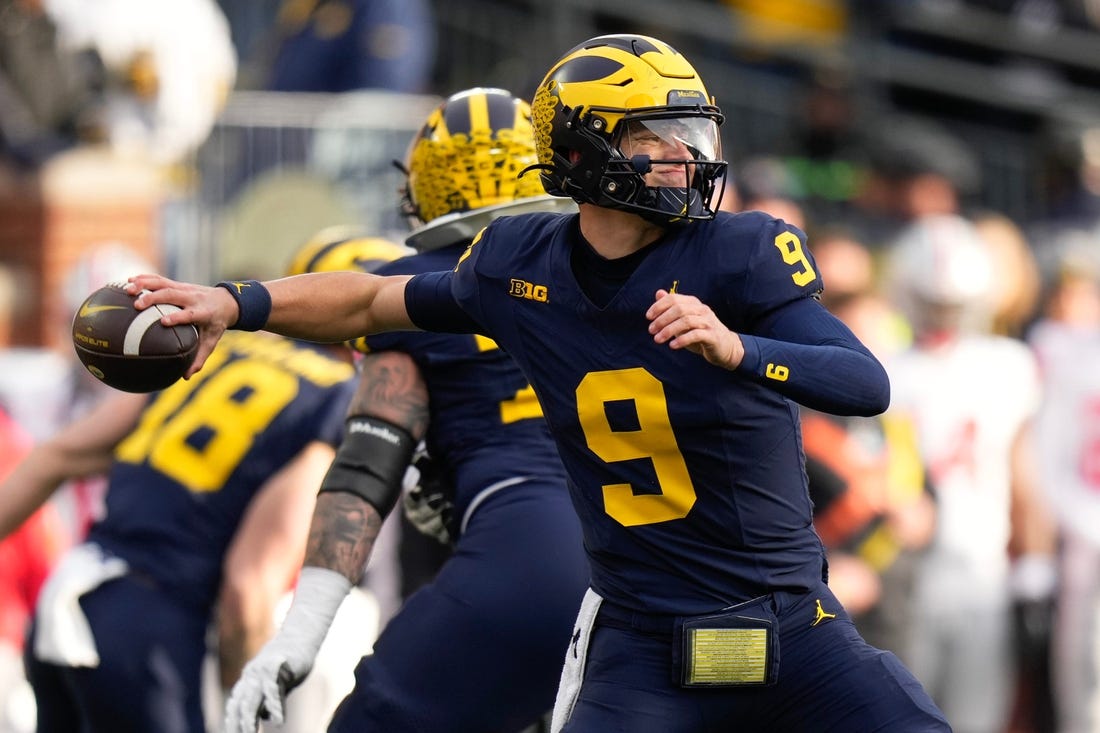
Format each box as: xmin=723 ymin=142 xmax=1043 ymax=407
xmin=0 ymin=329 xmax=358 ymax=732
xmin=224 ymin=88 xmax=588 ymax=733
xmin=134 ymin=35 xmax=951 ymax=732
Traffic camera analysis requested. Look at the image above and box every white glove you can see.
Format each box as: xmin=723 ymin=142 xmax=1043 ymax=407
xmin=224 ymin=567 xmax=352 ymax=732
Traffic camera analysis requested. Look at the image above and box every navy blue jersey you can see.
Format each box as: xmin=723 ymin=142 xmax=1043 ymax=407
xmin=406 ymin=211 xmax=889 ymax=615
xmin=359 ymin=244 xmax=568 ymax=526
xmin=87 ymin=331 xmax=357 ymax=610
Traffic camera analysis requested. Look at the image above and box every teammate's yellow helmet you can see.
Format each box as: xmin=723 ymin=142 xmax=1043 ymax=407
xmin=530 ymin=34 xmax=727 ymax=225
xmin=285 ymin=227 xmax=410 ymax=276
xmin=399 ymin=87 xmax=546 ymax=226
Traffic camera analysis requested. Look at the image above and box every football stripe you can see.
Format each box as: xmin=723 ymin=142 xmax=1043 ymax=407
xmin=123 ymin=304 xmax=181 ymax=355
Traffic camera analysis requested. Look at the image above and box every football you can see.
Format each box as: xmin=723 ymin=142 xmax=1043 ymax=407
xmin=71 ymin=283 xmax=199 ymax=393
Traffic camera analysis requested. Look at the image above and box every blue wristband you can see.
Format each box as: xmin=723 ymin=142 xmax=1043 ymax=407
xmin=215 ymin=280 xmax=271 ymax=331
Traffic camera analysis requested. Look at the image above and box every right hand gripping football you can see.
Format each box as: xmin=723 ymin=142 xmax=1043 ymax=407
xmin=224 ymin=567 xmax=352 ymax=732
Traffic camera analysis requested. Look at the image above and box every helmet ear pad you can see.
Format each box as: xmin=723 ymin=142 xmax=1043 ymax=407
xmin=547 ymin=110 xmax=637 ymax=206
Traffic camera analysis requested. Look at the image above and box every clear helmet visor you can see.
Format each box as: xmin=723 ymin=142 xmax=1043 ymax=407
xmin=617 ymin=116 xmax=722 ymax=162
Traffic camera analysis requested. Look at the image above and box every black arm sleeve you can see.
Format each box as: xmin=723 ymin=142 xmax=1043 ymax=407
xmin=318 ymin=415 xmax=417 ymax=517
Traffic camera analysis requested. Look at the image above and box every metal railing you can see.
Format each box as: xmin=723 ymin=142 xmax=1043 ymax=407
xmin=174 ymin=90 xmax=441 ymax=284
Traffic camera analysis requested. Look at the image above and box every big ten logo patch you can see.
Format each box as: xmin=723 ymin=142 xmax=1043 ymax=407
xmin=509 ymin=278 xmax=549 ymax=303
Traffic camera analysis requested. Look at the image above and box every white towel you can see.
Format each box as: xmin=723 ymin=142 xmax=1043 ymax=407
xmin=550 ymin=587 xmax=603 ymax=733
xmin=33 ymin=543 xmax=128 ymax=667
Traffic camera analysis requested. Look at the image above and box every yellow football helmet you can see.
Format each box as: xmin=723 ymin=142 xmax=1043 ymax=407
xmin=531 ymin=34 xmax=727 ymax=225
xmin=399 ymin=87 xmax=546 ymax=227
xmin=285 ymin=227 xmax=410 ymax=276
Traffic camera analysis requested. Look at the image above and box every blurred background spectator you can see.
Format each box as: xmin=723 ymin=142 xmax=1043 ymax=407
xmin=41 ymin=0 xmax=237 ymax=167
xmin=777 ymin=61 xmax=874 ymax=228
xmin=803 ymin=227 xmax=932 ymax=662
xmin=725 ymin=154 xmax=809 ymax=230
xmin=848 ymin=114 xmax=982 ymax=249
xmin=1028 ymin=115 xmax=1100 ymax=281
xmin=973 ymin=210 xmax=1044 ymax=339
xmin=0 ymin=0 xmax=104 ymax=170
xmin=1029 ymin=247 xmax=1100 ymax=733
xmin=265 ymin=0 xmax=435 ymax=94
xmin=885 ymin=214 xmax=1058 ymax=733
xmin=0 ymin=406 xmax=67 ymax=733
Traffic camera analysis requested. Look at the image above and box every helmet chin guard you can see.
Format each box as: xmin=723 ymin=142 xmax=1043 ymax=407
xmin=582 ymin=148 xmax=725 ymax=225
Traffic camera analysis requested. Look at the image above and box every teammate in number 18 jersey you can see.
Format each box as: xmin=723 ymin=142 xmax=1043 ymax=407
xmin=0 ymin=329 xmax=357 ymax=732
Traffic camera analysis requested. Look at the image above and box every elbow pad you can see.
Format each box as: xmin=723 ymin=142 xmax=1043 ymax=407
xmin=318 ymin=416 xmax=417 ymax=516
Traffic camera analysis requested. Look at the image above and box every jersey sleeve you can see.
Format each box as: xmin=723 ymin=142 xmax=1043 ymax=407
xmin=404 ymin=270 xmax=483 ymax=334
xmin=710 ymin=216 xmax=885 ymax=416
xmin=733 ymin=217 xmax=823 ymax=323
xmin=734 ymin=293 xmax=891 ymax=417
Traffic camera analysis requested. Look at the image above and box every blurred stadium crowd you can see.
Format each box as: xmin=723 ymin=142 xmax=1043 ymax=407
xmin=2 ymin=1 xmax=1100 ymax=732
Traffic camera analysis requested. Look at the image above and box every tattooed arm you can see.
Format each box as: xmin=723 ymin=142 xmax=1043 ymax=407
xmin=224 ymin=350 xmax=430 ymax=731
xmin=218 ymin=441 xmax=341 ymax=688
xmin=305 ymin=349 xmax=430 ymax=583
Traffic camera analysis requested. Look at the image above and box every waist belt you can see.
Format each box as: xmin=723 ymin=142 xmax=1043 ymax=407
xmin=595 ymin=593 xmax=777 ymax=637
xmin=596 ymin=599 xmax=678 ymax=636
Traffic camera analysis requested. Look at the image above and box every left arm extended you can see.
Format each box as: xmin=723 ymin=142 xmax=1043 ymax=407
xmin=129 ymin=271 xmax=416 ymax=379
xmin=0 ymin=392 xmax=147 ymax=540
xmin=647 ymin=291 xmax=889 ymax=416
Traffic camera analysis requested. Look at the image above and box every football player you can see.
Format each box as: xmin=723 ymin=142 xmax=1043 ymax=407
xmin=254 ymin=233 xmax=411 ymax=733
xmin=0 ymin=297 xmax=364 ymax=732
xmin=134 ymin=35 xmax=950 ymax=731
xmin=886 ymin=214 xmax=1057 ymax=733
xmin=1029 ymin=251 xmax=1100 ymax=733
xmin=224 ymin=88 xmax=589 ymax=733
xmin=0 ymin=405 xmax=66 ymax=733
